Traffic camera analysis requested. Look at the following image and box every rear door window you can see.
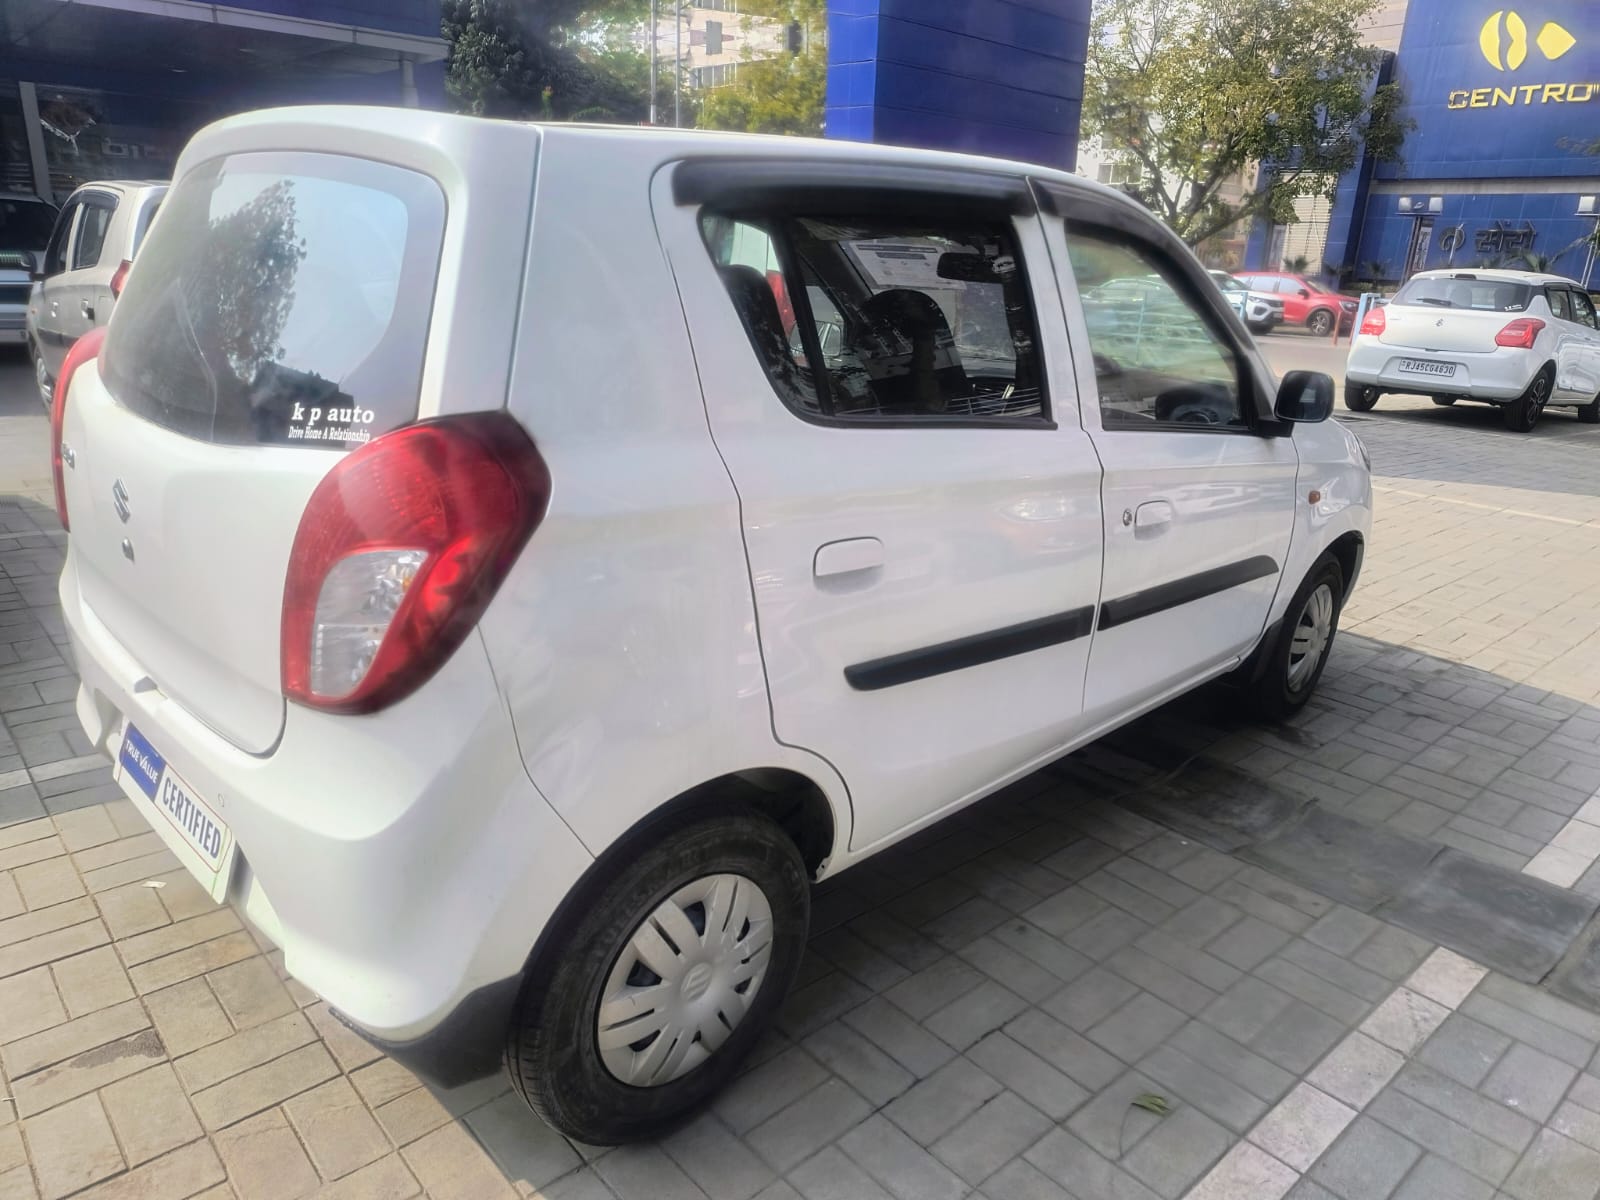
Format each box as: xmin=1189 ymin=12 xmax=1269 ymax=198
xmin=1571 ymin=290 xmax=1598 ymax=330
xmin=102 ymin=152 xmax=446 ymax=449
xmin=72 ymin=198 xmax=114 ymax=270
xmin=1393 ymin=277 xmax=1534 ymax=312
xmin=1546 ymin=287 xmax=1572 ymax=322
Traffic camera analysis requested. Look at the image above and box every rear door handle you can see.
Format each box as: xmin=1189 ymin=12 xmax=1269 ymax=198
xmin=814 ymin=537 xmax=884 ymax=578
xmin=81 ymin=301 xmax=94 ymax=321
xmin=1134 ymin=501 xmax=1174 ymax=534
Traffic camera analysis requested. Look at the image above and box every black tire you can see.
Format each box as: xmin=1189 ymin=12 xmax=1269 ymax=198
xmin=1307 ymin=309 xmax=1335 ymax=338
xmin=1580 ymin=392 xmax=1600 ymax=424
xmin=1248 ymin=555 xmax=1345 ymax=721
xmin=1502 ymin=366 xmax=1553 ymax=433
xmin=507 ymin=809 xmax=809 ymax=1145
xmin=1431 ymin=396 xmax=1456 ymax=407
xmin=1344 ymin=382 xmax=1379 ymax=412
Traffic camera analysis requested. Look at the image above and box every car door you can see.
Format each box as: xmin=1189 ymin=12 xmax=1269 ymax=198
xmin=1543 ymin=286 xmax=1585 ymax=399
xmin=33 ymin=199 xmax=81 ymax=376
xmin=55 ymin=191 xmax=117 ymax=350
xmin=1568 ymin=289 xmax=1600 ymax=398
xmin=658 ymin=161 xmax=1105 ymax=852
xmin=1043 ymin=193 xmax=1297 ymax=721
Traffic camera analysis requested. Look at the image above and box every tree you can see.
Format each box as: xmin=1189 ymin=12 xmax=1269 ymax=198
xmin=1084 ymin=0 xmax=1409 ymax=247
xmin=441 ymin=0 xmax=667 ymax=122
xmin=696 ymin=0 xmax=825 ymax=136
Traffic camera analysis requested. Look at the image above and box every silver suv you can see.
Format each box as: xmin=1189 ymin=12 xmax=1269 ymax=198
xmin=27 ymin=180 xmax=167 ymax=405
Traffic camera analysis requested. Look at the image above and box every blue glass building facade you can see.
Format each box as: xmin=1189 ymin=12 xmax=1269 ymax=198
xmin=825 ymin=0 xmax=1092 ymax=170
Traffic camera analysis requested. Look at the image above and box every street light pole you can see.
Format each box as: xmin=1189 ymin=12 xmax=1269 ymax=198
xmin=674 ymin=2 xmax=682 ymax=128
xmin=649 ymin=0 xmax=658 ymax=125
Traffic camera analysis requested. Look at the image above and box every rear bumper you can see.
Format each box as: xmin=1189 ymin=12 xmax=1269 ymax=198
xmin=1345 ymin=340 xmax=1530 ymax=400
xmin=60 ymin=556 xmax=593 ymax=1058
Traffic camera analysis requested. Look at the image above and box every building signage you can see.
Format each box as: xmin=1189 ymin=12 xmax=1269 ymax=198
xmin=1446 ymin=10 xmax=1593 ymax=109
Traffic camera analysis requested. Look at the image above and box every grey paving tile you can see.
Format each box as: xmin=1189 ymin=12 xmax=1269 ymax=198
xmin=1024 ymin=1129 xmax=1162 ymax=1200
xmin=1086 ymin=991 xmax=1188 ymax=1063
xmin=1243 ymin=809 xmax=1440 ymax=912
xmin=931 ymin=1092 xmax=1052 ymax=1189
xmin=841 ymin=997 xmax=958 ymax=1079
xmin=1120 ymin=1104 xmax=1232 ymax=1200
xmin=1501 ymin=1130 xmax=1600 ymax=1200
xmin=838 ymin=1114 xmax=967 ymax=1200
xmin=1308 ymin=1116 xmax=1421 ymax=1200
xmin=1042 ymin=967 xmax=1138 ymax=1032
xmin=1170 ymin=1020 xmax=1296 ymax=1103
xmin=745 ymin=1079 xmax=872 ymax=1173
xmin=1255 ymin=958 xmax=1373 ymax=1026
xmin=1393 ymin=1064 xmax=1537 ymax=1154
xmin=1104 ymin=947 xmax=1219 ymax=1015
xmin=957 ymin=934 xmax=1078 ymax=1004
xmin=1003 ymin=1009 xmax=1125 ymax=1092
xmin=1158 ymin=896 xmax=1243 ymax=946
xmin=1416 ymin=1014 xmax=1512 ymax=1089
xmin=924 ymin=980 xmax=1028 ymax=1051
xmin=1306 ymin=907 xmax=1383 ymax=956
xmin=883 ymin=1057 xmax=1002 ymax=1146
xmin=788 ymin=1147 xmax=894 ymax=1200
xmin=1461 ymin=995 xmax=1597 ymax=1071
xmin=801 ymin=1022 xmax=913 ymax=1108
xmin=1137 ymin=1043 xmax=1270 ymax=1134
xmin=883 ymin=957 xmax=985 ymax=1022
xmin=1393 ymin=1155 xmax=1496 ymax=1200
xmin=1200 ymin=975 xmax=1294 ymax=1045
xmin=966 ymin=1032 xmax=1090 ymax=1122
xmin=1063 ymin=907 xmax=1153 ymax=962
xmin=977 ymin=1159 xmax=1072 ymax=1200
xmin=712 ymin=1048 xmax=829 ymax=1136
xmin=1480 ymin=1044 xmax=1579 ymax=1124
xmin=988 ymin=917 xmax=1095 ymax=986
xmin=1064 ymin=1070 xmax=1167 ymax=1160
xmin=1251 ymin=1000 xmax=1349 ymax=1075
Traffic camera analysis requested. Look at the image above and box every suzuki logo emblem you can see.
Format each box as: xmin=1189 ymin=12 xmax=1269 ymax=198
xmin=111 ymin=479 xmax=131 ymax=524
xmin=1479 ymin=11 xmax=1576 ymax=71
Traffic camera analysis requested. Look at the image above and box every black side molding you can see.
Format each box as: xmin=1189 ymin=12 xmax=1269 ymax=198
xmin=674 ymin=158 xmax=1036 ymax=217
xmin=845 ymin=607 xmax=1095 ymax=692
xmin=333 ymin=974 xmax=521 ymax=1089
xmin=1099 ymin=556 xmax=1279 ymax=631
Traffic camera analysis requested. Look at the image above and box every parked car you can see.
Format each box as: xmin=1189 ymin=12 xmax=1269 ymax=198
xmin=0 ymin=193 xmax=59 ymax=349
xmin=1237 ymin=270 xmax=1360 ymax=337
xmin=1345 ymin=269 xmax=1600 ymax=431
xmin=27 ymin=180 xmax=167 ymax=405
xmin=54 ymin=108 xmax=1371 ymax=1144
xmin=1210 ymin=269 xmax=1285 ymax=334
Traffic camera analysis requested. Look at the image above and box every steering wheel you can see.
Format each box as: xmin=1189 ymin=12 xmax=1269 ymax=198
xmin=1172 ymin=406 xmax=1221 ymax=425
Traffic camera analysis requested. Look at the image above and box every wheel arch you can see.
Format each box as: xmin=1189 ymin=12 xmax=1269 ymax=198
xmin=1327 ymin=530 xmax=1364 ymax=601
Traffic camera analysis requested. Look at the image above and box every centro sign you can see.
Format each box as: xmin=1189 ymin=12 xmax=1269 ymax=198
xmin=1446 ymin=9 xmax=1594 ymax=109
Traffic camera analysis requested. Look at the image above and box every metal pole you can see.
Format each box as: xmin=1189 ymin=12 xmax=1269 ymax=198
xmin=1584 ymin=218 xmax=1600 ymax=290
xmin=674 ymin=3 xmax=682 ymax=128
xmin=17 ymin=82 xmax=53 ymax=202
xmin=649 ymin=0 xmax=658 ymax=125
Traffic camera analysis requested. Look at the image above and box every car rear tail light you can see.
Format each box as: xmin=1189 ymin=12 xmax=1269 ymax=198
xmin=109 ymin=260 xmax=132 ymax=299
xmin=1359 ymin=306 xmax=1387 ymax=337
xmin=51 ymin=326 xmax=108 ymax=533
xmin=281 ymin=413 xmax=551 ymax=714
xmin=1495 ymin=318 xmax=1545 ymax=349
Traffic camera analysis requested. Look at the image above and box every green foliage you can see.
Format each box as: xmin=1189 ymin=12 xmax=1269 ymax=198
xmin=1085 ymin=0 xmax=1411 ymax=247
xmin=441 ymin=0 xmax=673 ymax=123
xmin=696 ymin=0 xmax=826 ymax=136
xmin=1283 ymin=255 xmax=1311 ymax=273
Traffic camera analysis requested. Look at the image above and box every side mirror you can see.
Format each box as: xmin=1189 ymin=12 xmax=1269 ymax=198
xmin=1275 ymin=371 xmax=1335 ymax=423
xmin=1298 ymin=288 xmax=1311 ymax=299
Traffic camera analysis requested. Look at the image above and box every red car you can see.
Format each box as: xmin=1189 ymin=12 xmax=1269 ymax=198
xmin=1237 ymin=271 xmax=1360 ymax=337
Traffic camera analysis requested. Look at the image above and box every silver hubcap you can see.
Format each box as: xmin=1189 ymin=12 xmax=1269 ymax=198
xmin=1288 ymin=583 xmax=1335 ymax=691
xmin=597 ymin=874 xmax=774 ymax=1088
xmin=34 ymin=355 xmax=51 ymax=406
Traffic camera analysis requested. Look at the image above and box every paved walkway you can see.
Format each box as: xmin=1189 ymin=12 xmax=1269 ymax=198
xmin=4 ymin=343 xmax=1600 ymax=1200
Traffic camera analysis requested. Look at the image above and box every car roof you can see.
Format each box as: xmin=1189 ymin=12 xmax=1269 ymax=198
xmin=183 ymin=105 xmax=1150 ymax=221
xmin=1406 ymin=267 xmax=1578 ymax=287
xmin=71 ymin=180 xmax=169 ymax=196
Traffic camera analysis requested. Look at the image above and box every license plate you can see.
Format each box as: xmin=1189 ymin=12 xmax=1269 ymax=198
xmin=1398 ymin=358 xmax=1457 ymax=378
xmin=115 ymin=721 xmax=234 ymax=895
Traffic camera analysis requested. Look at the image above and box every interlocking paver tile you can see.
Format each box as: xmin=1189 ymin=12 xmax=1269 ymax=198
xmin=100 ymin=1063 xmax=202 ymax=1168
xmin=21 ymin=1092 xmax=124 ymax=1199
xmin=1308 ymin=1115 xmax=1421 ymax=1200
xmin=0 ymin=965 xmax=63 ymax=1042
xmin=1392 ymin=1154 xmax=1496 ymax=1200
xmin=839 ymin=1112 xmax=967 ymax=1199
xmin=800 ymin=1021 xmax=913 ymax=1107
xmin=965 ymin=1031 xmax=1089 ymax=1120
xmin=190 ymin=1041 xmax=339 ymax=1131
xmin=977 ymin=1158 xmax=1072 ymax=1200
xmin=1501 ymin=1129 xmax=1600 ymax=1200
xmin=1393 ymin=1063 xmax=1537 ymax=1153
xmin=1002 ymin=1009 xmax=1124 ymax=1092
xmin=49 ymin=944 xmax=133 ymax=1018
xmin=1043 ymin=966 xmax=1138 ymax=1031
xmin=883 ymin=1057 xmax=1000 ymax=1146
xmin=787 ymin=1147 xmax=892 ymax=1200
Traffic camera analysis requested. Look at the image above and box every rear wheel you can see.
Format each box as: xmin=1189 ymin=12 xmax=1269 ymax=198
xmin=1307 ymin=309 xmax=1335 ymax=338
xmin=1344 ymin=382 xmax=1379 ymax=412
xmin=31 ymin=345 xmax=52 ymax=409
xmin=1503 ymin=367 xmax=1552 ymax=433
xmin=1431 ymin=396 xmax=1456 ymax=407
xmin=1248 ymin=555 xmax=1345 ymax=720
xmin=1580 ymin=391 xmax=1600 ymax=424
xmin=507 ymin=809 xmax=809 ymax=1145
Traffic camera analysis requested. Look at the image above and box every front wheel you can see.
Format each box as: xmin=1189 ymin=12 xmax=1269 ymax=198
xmin=1579 ymin=391 xmax=1600 ymax=424
xmin=31 ymin=345 xmax=53 ymax=409
xmin=1503 ymin=367 xmax=1552 ymax=433
xmin=1307 ymin=309 xmax=1335 ymax=338
xmin=507 ymin=809 xmax=810 ymax=1145
xmin=1248 ymin=555 xmax=1345 ymax=720
xmin=1344 ymin=382 xmax=1379 ymax=412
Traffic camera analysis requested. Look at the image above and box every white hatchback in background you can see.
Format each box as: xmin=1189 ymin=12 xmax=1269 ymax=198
xmin=1344 ymin=268 xmax=1600 ymax=431
xmin=27 ymin=180 xmax=167 ymax=406
xmin=55 ymin=107 xmax=1371 ymax=1145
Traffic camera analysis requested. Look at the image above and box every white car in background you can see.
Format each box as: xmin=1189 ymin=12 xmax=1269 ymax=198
xmin=1210 ymin=270 xmax=1284 ymax=335
xmin=1344 ymin=269 xmax=1600 ymax=431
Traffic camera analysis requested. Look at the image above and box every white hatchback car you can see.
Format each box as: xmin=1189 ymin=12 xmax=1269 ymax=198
xmin=1344 ymin=268 xmax=1600 ymax=431
xmin=55 ymin=108 xmax=1371 ymax=1144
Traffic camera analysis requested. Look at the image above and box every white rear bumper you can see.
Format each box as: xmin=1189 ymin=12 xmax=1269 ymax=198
xmin=1345 ymin=337 xmax=1533 ymax=400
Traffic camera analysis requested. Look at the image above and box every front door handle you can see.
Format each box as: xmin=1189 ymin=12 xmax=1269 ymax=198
xmin=815 ymin=537 xmax=884 ymax=579
xmin=1134 ymin=500 xmax=1174 ymax=534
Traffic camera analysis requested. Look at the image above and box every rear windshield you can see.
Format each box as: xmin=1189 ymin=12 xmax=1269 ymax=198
xmin=1393 ymin=276 xmax=1533 ymax=313
xmin=103 ymin=152 xmax=445 ymax=448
